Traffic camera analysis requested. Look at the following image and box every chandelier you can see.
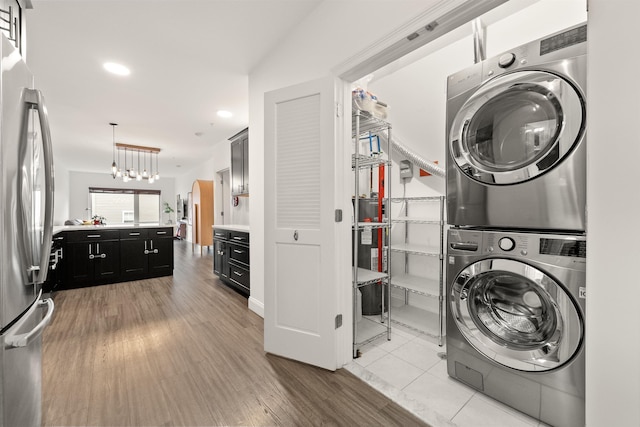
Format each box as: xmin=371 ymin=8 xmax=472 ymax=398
xmin=109 ymin=123 xmax=160 ymax=183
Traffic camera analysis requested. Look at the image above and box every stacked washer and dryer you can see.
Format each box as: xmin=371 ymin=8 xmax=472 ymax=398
xmin=445 ymin=24 xmax=587 ymax=427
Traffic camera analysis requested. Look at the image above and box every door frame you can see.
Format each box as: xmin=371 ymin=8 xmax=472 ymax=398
xmin=216 ymin=168 xmax=230 ymax=225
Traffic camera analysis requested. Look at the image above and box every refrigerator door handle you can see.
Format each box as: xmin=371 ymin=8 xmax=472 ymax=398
xmin=5 ymin=291 xmax=55 ymax=348
xmin=18 ymin=89 xmax=55 ymax=285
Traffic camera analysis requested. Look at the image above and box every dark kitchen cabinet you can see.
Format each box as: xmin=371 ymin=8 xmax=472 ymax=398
xmin=59 ymin=226 xmax=173 ymax=289
xmin=213 ymin=229 xmax=230 ymax=281
xmin=147 ymin=228 xmax=174 ymax=277
xmin=230 ymin=128 xmax=249 ymax=196
xmin=64 ymin=230 xmax=120 ymax=287
xmin=119 ymin=229 xmax=148 ymax=280
xmin=120 ymin=227 xmax=174 ymax=280
xmin=213 ymin=227 xmax=249 ymax=296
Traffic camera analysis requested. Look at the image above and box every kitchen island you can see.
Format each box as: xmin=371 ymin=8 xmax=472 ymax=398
xmin=51 ymin=224 xmax=174 ymax=290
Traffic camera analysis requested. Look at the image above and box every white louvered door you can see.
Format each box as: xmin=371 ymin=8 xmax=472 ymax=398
xmin=264 ymin=77 xmax=342 ymax=371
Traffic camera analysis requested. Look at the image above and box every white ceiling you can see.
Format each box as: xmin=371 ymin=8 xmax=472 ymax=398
xmin=25 ymin=0 xmax=322 ymax=177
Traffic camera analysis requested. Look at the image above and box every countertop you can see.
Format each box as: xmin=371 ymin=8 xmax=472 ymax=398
xmin=212 ymin=224 xmax=250 ymax=233
xmin=53 ymin=223 xmax=174 ymax=235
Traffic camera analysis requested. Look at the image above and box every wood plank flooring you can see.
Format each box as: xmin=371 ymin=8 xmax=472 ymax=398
xmin=42 ymin=240 xmax=429 ymax=426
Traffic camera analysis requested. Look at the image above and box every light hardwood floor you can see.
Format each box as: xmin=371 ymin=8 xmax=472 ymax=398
xmin=42 ymin=240 xmax=429 ymax=426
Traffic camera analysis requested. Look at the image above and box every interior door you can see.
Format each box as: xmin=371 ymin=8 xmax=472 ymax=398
xmin=264 ymin=77 xmax=344 ymax=371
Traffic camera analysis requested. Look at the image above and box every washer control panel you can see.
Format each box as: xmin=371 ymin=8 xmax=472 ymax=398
xmin=498 ymin=237 xmax=515 ymax=251
xmin=497 ymin=53 xmax=516 ymax=68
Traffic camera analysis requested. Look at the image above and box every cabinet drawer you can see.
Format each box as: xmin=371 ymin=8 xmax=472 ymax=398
xmin=148 ymin=227 xmax=173 ymax=238
xmin=213 ymin=229 xmax=229 ymax=240
xmin=229 ymin=231 xmax=249 ymax=244
xmin=229 ymin=263 xmax=250 ymax=290
xmin=119 ymin=229 xmax=148 ymax=239
xmin=66 ymin=229 xmax=120 ymax=242
xmin=228 ymin=243 xmax=249 ymax=265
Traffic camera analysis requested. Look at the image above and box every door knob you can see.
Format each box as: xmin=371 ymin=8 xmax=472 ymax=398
xmin=293 ymin=230 xmax=298 ymax=241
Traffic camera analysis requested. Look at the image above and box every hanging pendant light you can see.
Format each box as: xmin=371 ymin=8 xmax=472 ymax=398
xmin=111 ymin=129 xmax=161 ymax=183
xmin=148 ymin=151 xmax=155 ymax=183
xmin=123 ymin=148 xmax=130 ymax=182
xmin=128 ymin=148 xmax=136 ymax=179
xmin=154 ymin=151 xmax=160 ymax=180
xmin=110 ymin=123 xmax=118 ymax=178
xmin=142 ymin=151 xmax=149 ymax=178
xmin=136 ymin=151 xmax=142 ymax=181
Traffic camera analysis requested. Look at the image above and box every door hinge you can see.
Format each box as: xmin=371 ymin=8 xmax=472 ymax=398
xmin=335 ymin=209 xmax=342 ymax=222
xmin=336 ymin=102 xmax=343 ymax=118
xmin=335 ymin=314 xmax=343 ymax=329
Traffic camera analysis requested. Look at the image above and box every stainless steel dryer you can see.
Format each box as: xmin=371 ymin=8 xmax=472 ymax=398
xmin=446 ymin=23 xmax=587 ymax=231
xmin=446 ymin=228 xmax=585 ymax=427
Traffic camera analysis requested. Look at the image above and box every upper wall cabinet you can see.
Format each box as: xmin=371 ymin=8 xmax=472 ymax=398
xmin=0 ymin=0 xmax=27 ymax=55
xmin=230 ymin=128 xmax=249 ymax=196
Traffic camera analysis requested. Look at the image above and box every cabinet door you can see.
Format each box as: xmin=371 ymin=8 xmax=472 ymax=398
xmin=148 ymin=237 xmax=173 ymax=277
xmin=213 ymin=239 xmax=223 ymax=276
xmin=93 ymin=240 xmax=120 ymax=283
xmin=241 ymin=134 xmax=249 ymax=194
xmin=120 ymin=238 xmax=148 ymax=280
xmin=64 ymin=242 xmax=93 ymax=285
xmin=220 ymin=241 xmax=230 ymax=281
xmin=231 ymin=139 xmax=243 ymax=195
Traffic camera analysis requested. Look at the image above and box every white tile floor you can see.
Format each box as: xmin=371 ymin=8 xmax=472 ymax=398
xmin=345 ymin=324 xmax=550 ymax=427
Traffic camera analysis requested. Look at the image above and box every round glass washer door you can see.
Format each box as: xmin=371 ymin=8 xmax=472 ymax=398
xmin=450 ymin=258 xmax=583 ymax=371
xmin=449 ymin=70 xmax=585 ymax=185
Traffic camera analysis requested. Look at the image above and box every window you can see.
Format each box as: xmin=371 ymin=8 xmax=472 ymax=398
xmin=90 ymin=188 xmax=160 ymax=225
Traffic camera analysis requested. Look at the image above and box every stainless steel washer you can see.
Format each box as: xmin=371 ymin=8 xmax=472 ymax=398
xmin=446 ymin=23 xmax=587 ymax=231
xmin=446 ymin=228 xmax=586 ymax=427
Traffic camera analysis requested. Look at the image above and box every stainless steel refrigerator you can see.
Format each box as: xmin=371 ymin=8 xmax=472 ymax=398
xmin=0 ymin=33 xmax=55 ymax=426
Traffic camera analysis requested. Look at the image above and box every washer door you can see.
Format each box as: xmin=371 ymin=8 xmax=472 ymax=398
xmin=449 ymin=70 xmax=585 ymax=185
xmin=450 ymin=258 xmax=583 ymax=371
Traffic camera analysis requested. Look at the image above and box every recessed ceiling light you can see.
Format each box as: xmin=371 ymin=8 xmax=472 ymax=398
xmin=217 ymin=110 xmax=232 ymax=118
xmin=103 ymin=62 xmax=131 ymax=76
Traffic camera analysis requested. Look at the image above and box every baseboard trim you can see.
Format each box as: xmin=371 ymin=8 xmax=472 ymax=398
xmin=248 ymin=296 xmax=264 ymax=318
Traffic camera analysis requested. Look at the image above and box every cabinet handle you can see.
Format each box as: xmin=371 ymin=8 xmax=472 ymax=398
xmin=87 ymin=234 xmax=101 ymax=238
xmin=144 ymin=240 xmax=149 ymax=255
xmin=88 ymin=244 xmax=94 ymax=260
xmin=130 ymin=232 xmax=140 ymax=236
xmin=233 ymin=249 xmax=245 ymax=254
xmin=100 ymin=253 xmax=106 ymax=259
xmin=233 ymin=271 xmax=243 ymax=277
xmin=232 ymin=236 xmax=245 ymax=241
xmin=156 ymin=231 xmax=167 ymax=235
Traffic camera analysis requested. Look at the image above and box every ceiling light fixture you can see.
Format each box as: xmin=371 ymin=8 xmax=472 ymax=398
xmin=108 ymin=123 xmax=161 ymax=183
xmin=216 ymin=110 xmax=232 ymax=118
xmin=110 ymin=122 xmax=118 ymax=178
xmin=103 ymin=62 xmax=131 ymax=76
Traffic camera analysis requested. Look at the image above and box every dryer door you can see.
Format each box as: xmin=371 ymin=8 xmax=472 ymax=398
xmin=450 ymin=258 xmax=583 ymax=371
xmin=449 ymin=70 xmax=585 ymax=185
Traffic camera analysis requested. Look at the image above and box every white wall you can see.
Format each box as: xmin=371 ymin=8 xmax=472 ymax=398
xmin=67 ymin=171 xmax=175 ymax=224
xmin=174 ymin=153 xmax=215 ymax=243
xmin=52 ymin=155 xmax=70 ymax=225
xmin=587 ymin=1 xmax=640 ymax=425
xmin=173 ymin=134 xmax=248 ymax=242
